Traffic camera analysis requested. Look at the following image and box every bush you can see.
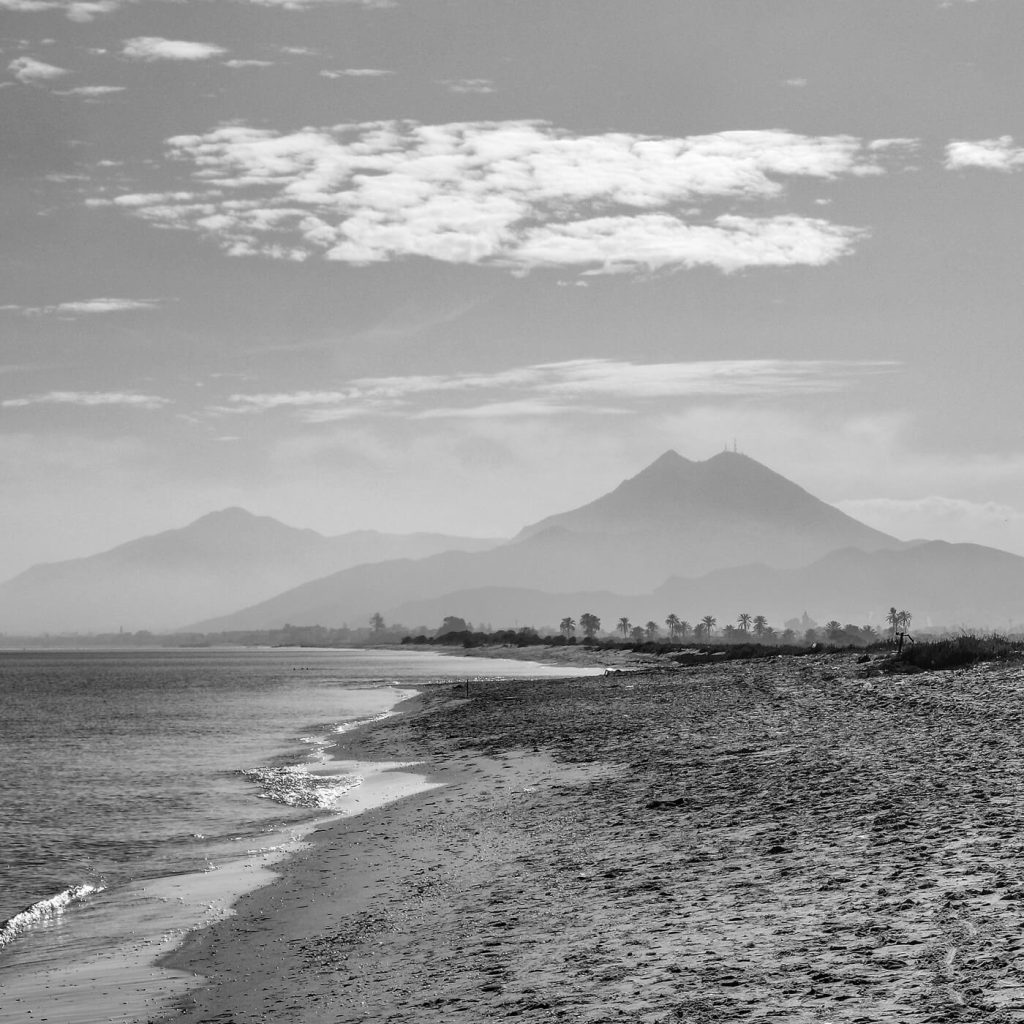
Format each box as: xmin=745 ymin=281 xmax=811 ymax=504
xmin=898 ymin=634 xmax=1022 ymax=671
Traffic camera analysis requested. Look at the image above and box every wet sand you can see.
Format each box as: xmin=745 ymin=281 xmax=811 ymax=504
xmin=159 ymin=653 xmax=1024 ymax=1023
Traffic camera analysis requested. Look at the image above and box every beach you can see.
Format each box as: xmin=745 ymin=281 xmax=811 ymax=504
xmin=159 ymin=652 xmax=1024 ymax=1023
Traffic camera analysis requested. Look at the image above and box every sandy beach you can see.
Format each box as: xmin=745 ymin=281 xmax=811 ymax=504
xmin=158 ymin=652 xmax=1024 ymax=1023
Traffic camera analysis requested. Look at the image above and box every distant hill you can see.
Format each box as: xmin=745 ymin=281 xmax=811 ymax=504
xmin=383 ymin=541 xmax=1024 ymax=633
xmin=0 ymin=509 xmax=500 ymax=634
xmin=654 ymin=540 xmax=1024 ymax=629
xmin=189 ymin=450 xmax=906 ymax=633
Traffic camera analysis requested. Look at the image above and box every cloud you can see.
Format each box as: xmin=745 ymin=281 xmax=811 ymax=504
xmin=836 ymin=494 xmax=1024 ymax=551
xmin=103 ymin=121 xmax=899 ymax=275
xmin=3 ymin=391 xmax=171 ymax=409
xmin=56 ymin=84 xmax=124 ymax=96
xmin=320 ymin=68 xmax=393 ymax=78
xmin=122 ymin=37 xmax=228 ymax=62
xmin=0 ymin=0 xmax=120 ymax=17
xmin=945 ymin=136 xmax=1024 ymax=171
xmin=443 ymin=78 xmax=495 ymax=94
xmin=219 ymin=358 xmax=897 ymax=423
xmin=1 ymin=297 xmax=161 ymax=316
xmin=224 ymin=59 xmax=274 ymax=69
xmin=66 ymin=0 xmax=119 ymax=19
xmin=839 ymin=495 xmax=1023 ymax=525
xmin=8 ymin=55 xmax=68 ymax=83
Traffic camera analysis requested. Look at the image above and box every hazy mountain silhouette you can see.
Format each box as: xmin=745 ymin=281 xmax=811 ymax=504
xmin=518 ymin=450 xmax=898 ymax=576
xmin=0 ymin=509 xmax=500 ymax=634
xmin=384 ymin=541 xmax=1024 ymax=632
xmin=189 ymin=450 xmax=906 ymax=633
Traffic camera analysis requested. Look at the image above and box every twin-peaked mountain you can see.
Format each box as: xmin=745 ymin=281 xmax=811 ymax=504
xmin=516 ymin=450 xmax=898 ymax=578
xmin=190 ymin=451 xmax=910 ymax=633
xmin=0 ymin=510 xmax=500 ymax=634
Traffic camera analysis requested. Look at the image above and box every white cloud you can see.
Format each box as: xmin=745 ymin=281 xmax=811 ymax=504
xmin=513 ymin=214 xmax=861 ymax=274
xmin=56 ymin=84 xmax=125 ymax=96
xmin=0 ymin=0 xmax=120 ymax=16
xmin=443 ymin=78 xmax=495 ymax=94
xmin=105 ymin=121 xmax=899 ymax=275
xmin=66 ymin=0 xmax=119 ymax=20
xmin=122 ymin=37 xmax=228 ymax=62
xmin=945 ymin=136 xmax=1024 ymax=171
xmin=2 ymin=297 xmax=161 ymax=316
xmin=320 ymin=68 xmax=393 ymax=78
xmin=415 ymin=399 xmax=583 ymax=420
xmin=8 ymin=55 xmax=68 ymax=83
xmin=224 ymin=59 xmax=274 ymax=69
xmin=220 ymin=358 xmax=897 ymax=422
xmin=3 ymin=391 xmax=171 ymax=409
xmin=868 ymin=138 xmax=919 ymax=153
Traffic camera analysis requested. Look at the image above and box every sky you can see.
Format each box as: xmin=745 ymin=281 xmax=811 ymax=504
xmin=3 ymin=0 xmax=1024 ymax=579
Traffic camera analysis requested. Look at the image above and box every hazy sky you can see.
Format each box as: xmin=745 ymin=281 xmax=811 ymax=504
xmin=3 ymin=0 xmax=1024 ymax=578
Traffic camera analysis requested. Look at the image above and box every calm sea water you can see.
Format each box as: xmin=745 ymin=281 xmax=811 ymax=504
xmin=0 ymin=647 xmax=592 ymax=1022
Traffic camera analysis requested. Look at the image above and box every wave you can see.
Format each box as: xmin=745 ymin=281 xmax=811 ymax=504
xmin=241 ymin=764 xmax=363 ymax=808
xmin=0 ymin=883 xmax=104 ymax=951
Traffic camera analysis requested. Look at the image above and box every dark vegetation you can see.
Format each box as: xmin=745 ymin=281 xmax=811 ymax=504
xmin=895 ymin=633 xmax=1022 ymax=671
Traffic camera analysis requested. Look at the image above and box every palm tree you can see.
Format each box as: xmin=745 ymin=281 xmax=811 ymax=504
xmin=701 ymin=615 xmax=717 ymax=639
xmin=559 ymin=617 xmax=576 ymax=639
xmin=692 ymin=621 xmax=704 ymax=641
xmin=752 ymin=615 xmax=768 ymax=638
xmin=825 ymin=620 xmax=843 ymax=642
xmin=678 ymin=620 xmax=692 ymax=640
xmin=630 ymin=625 xmax=646 ymax=642
xmin=886 ymin=606 xmax=900 ymax=641
xmin=898 ymin=609 xmax=912 ymax=632
xmin=579 ymin=612 xmax=601 ymax=638
xmin=738 ymin=612 xmax=752 ymax=633
xmin=645 ymin=621 xmax=659 ymax=641
xmin=618 ymin=616 xmax=631 ymax=639
xmin=665 ymin=613 xmax=680 ymax=641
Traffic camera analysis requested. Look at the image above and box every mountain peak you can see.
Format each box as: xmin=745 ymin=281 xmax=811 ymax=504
xmin=195 ymin=507 xmax=256 ymax=523
xmin=647 ymin=449 xmax=691 ymax=470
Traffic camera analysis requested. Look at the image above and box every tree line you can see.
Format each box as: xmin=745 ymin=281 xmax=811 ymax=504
xmin=555 ymin=608 xmax=913 ymax=646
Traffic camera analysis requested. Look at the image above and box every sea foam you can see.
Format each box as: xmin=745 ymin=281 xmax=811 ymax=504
xmin=0 ymin=883 xmax=104 ymax=951
xmin=241 ymin=763 xmax=364 ymax=808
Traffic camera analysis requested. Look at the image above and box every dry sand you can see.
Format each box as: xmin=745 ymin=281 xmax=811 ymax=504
xmin=159 ymin=653 xmax=1024 ymax=1023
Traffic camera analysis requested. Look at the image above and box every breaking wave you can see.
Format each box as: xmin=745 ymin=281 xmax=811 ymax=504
xmin=0 ymin=883 xmax=104 ymax=951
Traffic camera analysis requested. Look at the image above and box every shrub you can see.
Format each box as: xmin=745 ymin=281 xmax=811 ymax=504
xmin=898 ymin=634 xmax=1022 ymax=671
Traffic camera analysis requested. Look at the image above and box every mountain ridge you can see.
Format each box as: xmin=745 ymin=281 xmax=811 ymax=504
xmin=384 ymin=540 xmax=1024 ymax=632
xmin=0 ymin=509 xmax=502 ymax=634
xmin=187 ymin=450 xmax=910 ymax=633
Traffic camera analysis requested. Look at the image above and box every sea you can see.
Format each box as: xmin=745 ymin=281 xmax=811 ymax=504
xmin=0 ymin=646 xmax=595 ymax=1023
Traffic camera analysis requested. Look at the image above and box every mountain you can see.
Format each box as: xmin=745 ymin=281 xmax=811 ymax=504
xmin=654 ymin=540 xmax=1024 ymax=629
xmin=383 ymin=541 xmax=1024 ymax=633
xmin=0 ymin=509 xmax=501 ymax=634
xmin=518 ymin=450 xmax=899 ymax=579
xmin=189 ymin=450 xmax=906 ymax=633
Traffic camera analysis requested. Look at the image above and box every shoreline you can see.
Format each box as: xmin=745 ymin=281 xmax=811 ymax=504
xmin=0 ymin=682 xmax=444 ymax=1024
xmin=156 ymin=676 xmax=613 ymax=1022
xmin=156 ymin=652 xmax=1024 ymax=1022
